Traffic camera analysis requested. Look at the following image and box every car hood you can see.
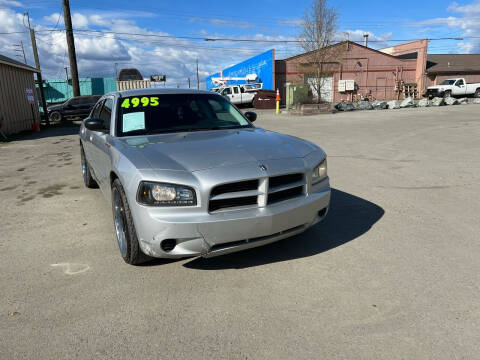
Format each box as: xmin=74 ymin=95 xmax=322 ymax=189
xmin=428 ymin=85 xmax=447 ymax=90
xmin=47 ymin=104 xmax=63 ymax=112
xmin=115 ymin=128 xmax=319 ymax=172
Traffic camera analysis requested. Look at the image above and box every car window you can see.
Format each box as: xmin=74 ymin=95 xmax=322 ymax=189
xmin=223 ymin=88 xmax=232 ymax=95
xmin=440 ymin=80 xmax=455 ymax=85
xmin=99 ymin=98 xmax=113 ymax=130
xmin=68 ymin=97 xmax=81 ymax=106
xmin=117 ymin=93 xmax=252 ymax=136
xmin=456 ymin=79 xmax=464 ymax=86
xmin=233 ymin=87 xmax=239 ymax=94
xmin=92 ymin=100 xmax=104 ymax=118
xmin=86 ymin=96 xmax=99 ymax=104
xmin=78 ymin=97 xmax=89 ymax=105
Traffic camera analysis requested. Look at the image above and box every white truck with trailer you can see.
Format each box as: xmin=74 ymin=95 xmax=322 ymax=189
xmin=218 ymin=85 xmax=257 ymax=106
xmin=426 ymin=78 xmax=480 ymax=98
xmin=210 ymin=73 xmax=261 ymax=106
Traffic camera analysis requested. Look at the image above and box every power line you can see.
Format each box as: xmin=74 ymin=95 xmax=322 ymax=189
xmin=3 ymin=27 xmax=478 ymax=43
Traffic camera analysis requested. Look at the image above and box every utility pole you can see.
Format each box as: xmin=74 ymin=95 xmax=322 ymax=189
xmin=62 ymin=0 xmax=80 ymax=97
xmin=114 ymin=63 xmax=118 ymax=78
xmin=188 ymin=77 xmax=191 ymax=88
xmin=24 ymin=12 xmax=49 ymax=125
xmin=13 ymin=41 xmax=27 ymax=64
xmin=196 ymin=58 xmax=199 ymax=90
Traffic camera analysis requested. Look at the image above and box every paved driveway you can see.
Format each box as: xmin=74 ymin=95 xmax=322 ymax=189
xmin=1 ymin=105 xmax=479 ymax=359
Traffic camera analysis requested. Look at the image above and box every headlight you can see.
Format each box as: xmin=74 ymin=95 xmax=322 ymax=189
xmin=312 ymin=159 xmax=327 ymax=184
xmin=137 ymin=181 xmax=196 ymax=206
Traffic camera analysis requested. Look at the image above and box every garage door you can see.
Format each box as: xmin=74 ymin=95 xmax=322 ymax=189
xmin=306 ymin=75 xmax=333 ymax=103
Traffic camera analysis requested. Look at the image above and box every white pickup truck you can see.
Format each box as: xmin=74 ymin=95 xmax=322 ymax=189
xmin=426 ymin=78 xmax=480 ymax=98
xmin=217 ymin=85 xmax=256 ymax=106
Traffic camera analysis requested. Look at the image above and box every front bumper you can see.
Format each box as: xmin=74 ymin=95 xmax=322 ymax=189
xmin=133 ymin=179 xmax=331 ymax=258
xmin=425 ymin=89 xmax=444 ymax=98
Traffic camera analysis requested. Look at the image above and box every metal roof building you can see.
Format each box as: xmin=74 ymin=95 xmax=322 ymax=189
xmin=0 ymin=54 xmax=40 ymax=135
xmin=426 ymin=54 xmax=480 ymax=86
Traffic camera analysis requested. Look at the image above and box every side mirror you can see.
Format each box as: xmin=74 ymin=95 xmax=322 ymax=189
xmin=84 ymin=117 xmax=106 ymax=131
xmin=244 ymin=111 xmax=257 ymax=122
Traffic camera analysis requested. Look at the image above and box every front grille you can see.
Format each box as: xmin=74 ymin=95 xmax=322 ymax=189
xmin=210 ymin=179 xmax=259 ymax=197
xmin=208 ymin=173 xmax=305 ymax=212
xmin=269 ymin=173 xmax=303 ymax=188
xmin=267 ymin=186 xmax=303 ymax=205
xmin=209 ymin=195 xmax=258 ymax=212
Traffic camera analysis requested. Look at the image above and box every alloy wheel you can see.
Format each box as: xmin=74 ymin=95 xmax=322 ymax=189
xmin=113 ymin=190 xmax=128 ymax=257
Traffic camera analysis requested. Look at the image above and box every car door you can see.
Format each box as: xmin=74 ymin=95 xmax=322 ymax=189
xmin=90 ymin=97 xmax=114 ymax=188
xmin=231 ymin=86 xmax=241 ymax=104
xmin=83 ymin=99 xmax=104 ymax=175
xmin=75 ymin=97 xmax=90 ymax=117
xmin=64 ymin=97 xmax=80 ymax=117
xmin=222 ymin=87 xmax=233 ymax=102
xmin=454 ymin=79 xmax=466 ymax=95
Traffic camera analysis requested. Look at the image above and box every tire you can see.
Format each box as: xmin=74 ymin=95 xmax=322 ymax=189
xmin=474 ymin=89 xmax=480 ymax=98
xmin=80 ymin=146 xmax=98 ymax=188
xmin=111 ymin=179 xmax=150 ymax=265
xmin=443 ymin=90 xmax=452 ymax=99
xmin=49 ymin=111 xmax=62 ymax=122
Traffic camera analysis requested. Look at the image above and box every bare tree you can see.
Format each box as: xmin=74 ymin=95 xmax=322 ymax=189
xmin=299 ymin=0 xmax=340 ymax=103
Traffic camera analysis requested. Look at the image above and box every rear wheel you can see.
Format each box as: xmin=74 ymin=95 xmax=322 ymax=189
xmin=474 ymin=89 xmax=480 ymax=98
xmin=80 ymin=146 xmax=98 ymax=188
xmin=111 ymin=179 xmax=150 ymax=265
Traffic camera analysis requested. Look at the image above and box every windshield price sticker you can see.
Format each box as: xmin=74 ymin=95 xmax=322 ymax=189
xmin=121 ymin=97 xmax=159 ymax=109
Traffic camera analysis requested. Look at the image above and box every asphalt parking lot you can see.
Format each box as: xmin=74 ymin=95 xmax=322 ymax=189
xmin=1 ymin=104 xmax=479 ymax=359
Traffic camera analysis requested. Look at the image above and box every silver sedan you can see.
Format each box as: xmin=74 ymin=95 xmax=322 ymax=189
xmin=79 ymin=89 xmax=330 ymax=265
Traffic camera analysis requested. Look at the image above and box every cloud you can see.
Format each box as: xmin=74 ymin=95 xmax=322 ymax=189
xmin=0 ymin=0 xmax=23 ymax=6
xmin=411 ymin=0 xmax=480 ymax=53
xmin=1 ymin=8 xmax=285 ymax=87
xmin=448 ymin=0 xmax=480 ymax=14
xmin=342 ymin=30 xmax=392 ymax=48
xmin=189 ymin=17 xmax=256 ymax=29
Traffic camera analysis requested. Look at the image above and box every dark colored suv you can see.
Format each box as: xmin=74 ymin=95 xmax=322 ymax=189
xmin=47 ymin=95 xmax=102 ymax=122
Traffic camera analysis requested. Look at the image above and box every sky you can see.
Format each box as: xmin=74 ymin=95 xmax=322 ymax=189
xmin=1 ymin=0 xmax=479 ymax=88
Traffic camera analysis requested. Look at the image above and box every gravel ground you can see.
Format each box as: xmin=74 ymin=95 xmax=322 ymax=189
xmin=1 ymin=104 xmax=479 ymax=359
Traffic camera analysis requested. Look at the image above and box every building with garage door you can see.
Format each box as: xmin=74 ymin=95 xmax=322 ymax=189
xmin=0 ymin=54 xmax=40 ymax=135
xmin=275 ymin=40 xmax=429 ymax=104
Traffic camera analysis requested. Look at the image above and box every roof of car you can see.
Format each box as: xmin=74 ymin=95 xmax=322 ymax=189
xmin=115 ymin=88 xmax=214 ymax=97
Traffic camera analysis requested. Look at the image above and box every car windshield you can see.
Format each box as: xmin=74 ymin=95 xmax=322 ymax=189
xmin=440 ymin=80 xmax=456 ymax=85
xmin=117 ymin=93 xmax=253 ymax=136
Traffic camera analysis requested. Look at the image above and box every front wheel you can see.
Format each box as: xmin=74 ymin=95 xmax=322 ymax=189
xmin=49 ymin=111 xmax=62 ymax=122
xmin=111 ymin=179 xmax=150 ymax=265
xmin=443 ymin=90 xmax=452 ymax=99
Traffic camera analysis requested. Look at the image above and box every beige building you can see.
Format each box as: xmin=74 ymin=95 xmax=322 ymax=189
xmin=0 ymin=54 xmax=40 ymax=135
